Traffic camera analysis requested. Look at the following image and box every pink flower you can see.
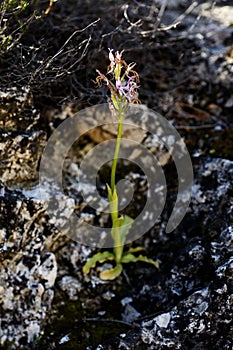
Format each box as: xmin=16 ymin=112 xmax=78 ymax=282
xmin=95 ymin=49 xmax=140 ymax=108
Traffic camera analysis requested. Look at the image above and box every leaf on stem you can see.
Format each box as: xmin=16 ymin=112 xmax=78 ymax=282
xmin=107 ymin=183 xmax=118 ymax=217
xmin=82 ymin=251 xmax=115 ymax=274
xmin=106 ymin=183 xmax=112 ymax=200
xmin=118 ymin=215 xmax=134 ymax=246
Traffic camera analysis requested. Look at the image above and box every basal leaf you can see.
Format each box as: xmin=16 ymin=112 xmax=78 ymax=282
xmin=121 ymin=253 xmax=137 ymax=263
xmin=127 ymin=246 xmax=145 ymax=253
xmin=82 ymin=251 xmax=115 ymax=274
xmin=99 ymin=263 xmax=123 ymax=280
xmin=136 ymin=255 xmax=159 ymax=268
xmin=121 ymin=253 xmax=159 ymax=268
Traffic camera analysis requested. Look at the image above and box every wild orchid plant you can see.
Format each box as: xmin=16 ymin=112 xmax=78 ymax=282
xmin=83 ymin=49 xmax=159 ymax=280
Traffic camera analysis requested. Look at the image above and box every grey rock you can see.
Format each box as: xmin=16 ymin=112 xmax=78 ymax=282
xmin=0 ymin=87 xmax=40 ymax=132
xmin=0 ymin=183 xmax=60 ymax=348
xmin=99 ymin=158 xmax=233 ymax=350
xmin=0 ymin=131 xmax=46 ymax=184
xmin=58 ymin=275 xmax=83 ymax=300
xmin=0 ymin=86 xmax=45 ymax=185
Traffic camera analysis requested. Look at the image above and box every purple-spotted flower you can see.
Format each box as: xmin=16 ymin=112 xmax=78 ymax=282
xmin=96 ymin=49 xmax=140 ymax=111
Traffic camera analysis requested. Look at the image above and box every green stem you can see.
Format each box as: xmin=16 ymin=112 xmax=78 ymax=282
xmin=109 ymin=103 xmax=124 ymax=264
xmin=111 ymin=106 xmax=124 ymax=192
xmin=112 ymin=222 xmax=122 ymax=264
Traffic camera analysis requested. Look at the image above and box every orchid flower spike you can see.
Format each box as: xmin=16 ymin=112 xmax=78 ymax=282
xmin=96 ymin=49 xmax=140 ymax=110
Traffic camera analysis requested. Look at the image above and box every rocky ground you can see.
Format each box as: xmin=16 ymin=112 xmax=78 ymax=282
xmin=0 ymin=0 xmax=232 ymax=349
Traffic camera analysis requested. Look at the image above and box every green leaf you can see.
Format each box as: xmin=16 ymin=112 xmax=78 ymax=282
xmin=121 ymin=253 xmax=159 ymax=269
xmin=118 ymin=215 xmax=134 ymax=246
xmin=106 ymin=183 xmax=112 ymax=201
xmin=113 ymin=215 xmax=123 ymax=228
xmin=111 ymin=94 xmax=119 ymax=111
xmin=99 ymin=263 xmax=123 ymax=280
xmin=127 ymin=246 xmax=145 ymax=254
xmin=107 ymin=184 xmax=118 ymax=219
xmin=82 ymin=251 xmax=115 ymax=274
xmin=121 ymin=253 xmax=137 ymax=263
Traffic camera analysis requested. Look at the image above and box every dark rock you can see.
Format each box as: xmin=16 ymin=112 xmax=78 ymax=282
xmin=98 ymin=158 xmax=233 ymax=350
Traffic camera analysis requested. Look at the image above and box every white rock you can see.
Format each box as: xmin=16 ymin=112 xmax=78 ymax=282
xmin=36 ymin=253 xmax=57 ymax=288
xmin=154 ymin=312 xmax=171 ymax=328
xmin=26 ymin=322 xmax=40 ymax=343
